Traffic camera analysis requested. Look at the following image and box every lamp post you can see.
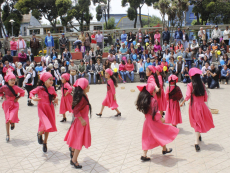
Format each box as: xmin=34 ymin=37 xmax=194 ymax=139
xmin=9 ymin=19 xmax=15 ymax=36
xmin=100 ymin=2 xmax=106 ymax=52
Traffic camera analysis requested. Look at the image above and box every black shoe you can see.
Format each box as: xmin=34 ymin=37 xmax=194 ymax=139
xmin=28 ymin=101 xmax=34 ymax=106
xmin=141 ymin=156 xmax=151 ymax=161
xmin=115 ymin=113 xmax=121 ymax=117
xmin=70 ymin=160 xmax=82 ymax=169
xmin=69 ymin=147 xmax=72 ymax=152
xmin=195 ymin=144 xmax=200 ymax=152
xmin=60 ymin=118 xmax=66 ymax=122
xmin=37 ymin=133 xmax=43 ymax=144
xmin=162 ymin=148 xmax=173 ymax=155
xmin=6 ymin=135 xmax=9 ymax=142
xmin=43 ymin=143 xmax=47 ymax=152
xmin=96 ymin=113 xmax=102 ymax=117
xmin=199 ymin=135 xmax=202 ymax=141
xmin=11 ymin=123 xmax=15 ymax=130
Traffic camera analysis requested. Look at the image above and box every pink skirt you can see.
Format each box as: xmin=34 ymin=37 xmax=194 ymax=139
xmin=2 ymin=100 xmax=20 ymax=124
xmin=102 ymin=92 xmax=118 ymax=110
xmin=165 ymin=100 xmax=182 ymax=125
xmin=59 ymin=94 xmax=73 ymax=114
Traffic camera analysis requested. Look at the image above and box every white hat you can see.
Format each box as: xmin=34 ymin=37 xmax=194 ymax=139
xmin=30 ymin=63 xmax=34 ymax=68
xmin=137 ymin=43 xmax=140 ymax=46
xmin=26 ymin=66 xmax=32 ymax=73
xmin=17 ymin=62 xmax=22 ymax=67
xmin=199 ymin=54 xmax=205 ymax=57
xmin=48 ymin=63 xmax=53 ymax=68
xmin=54 ymin=63 xmax=58 ymax=68
xmin=61 ymin=66 xmax=66 ymax=72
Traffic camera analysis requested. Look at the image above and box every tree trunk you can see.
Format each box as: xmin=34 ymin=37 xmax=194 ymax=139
xmin=139 ymin=7 xmax=143 ymax=28
xmin=107 ymin=0 xmax=110 ymax=19
xmin=196 ymin=12 xmax=200 ymax=24
xmin=134 ymin=8 xmax=137 ymax=28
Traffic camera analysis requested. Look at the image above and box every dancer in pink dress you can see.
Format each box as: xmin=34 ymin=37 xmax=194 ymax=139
xmin=0 ymin=70 xmax=25 ymax=142
xmin=96 ymin=69 xmax=121 ymax=117
xmin=59 ymin=73 xmax=73 ymax=122
xmin=136 ymin=83 xmax=179 ymax=161
xmin=165 ymin=75 xmax=183 ymax=127
xmin=64 ymin=78 xmax=91 ymax=169
xmin=30 ymin=72 xmax=58 ymax=152
xmin=180 ymin=68 xmax=215 ymax=152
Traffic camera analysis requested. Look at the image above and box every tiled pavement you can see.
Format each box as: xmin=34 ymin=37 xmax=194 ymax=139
xmin=0 ymin=82 xmax=230 ymax=173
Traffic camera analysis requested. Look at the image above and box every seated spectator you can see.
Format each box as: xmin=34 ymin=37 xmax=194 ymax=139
xmin=2 ymin=49 xmax=13 ymax=65
xmin=175 ymin=56 xmax=185 ymax=80
xmin=95 ymin=58 xmax=103 ymax=83
xmin=18 ymin=49 xmax=27 ymax=65
xmin=119 ymin=43 xmax=129 ymax=63
xmin=89 ymin=47 xmax=96 ymax=64
xmin=114 ymin=39 xmax=121 ymax=52
xmin=149 ymin=50 xmax=156 ymax=60
xmin=175 ymin=41 xmax=183 ymax=52
xmin=182 ymin=65 xmax=190 ymax=84
xmin=182 ymin=29 xmax=189 ymax=49
xmin=119 ymin=60 xmax=126 ymax=83
xmin=51 ymin=48 xmax=58 ymax=60
xmin=128 ymin=43 xmax=135 ymax=54
xmin=86 ymin=59 xmax=96 ymax=84
xmin=129 ymin=49 xmax=138 ymax=72
xmin=201 ymin=62 xmax=211 ymax=84
xmin=168 ymin=57 xmax=176 ymax=74
xmin=108 ymin=53 xmax=115 ymax=63
xmin=199 ymin=40 xmax=209 ymax=54
xmin=162 ymin=41 xmax=170 ymax=53
xmin=202 ymin=55 xmax=210 ymax=67
xmin=96 ymin=46 xmax=103 ymax=63
xmin=63 ymin=48 xmax=72 ymax=61
xmin=163 ymin=49 xmax=170 ymax=59
xmin=147 ymin=42 xmax=154 ymax=54
xmin=211 ymin=39 xmax=220 ymax=61
xmin=156 ymin=50 xmax=163 ymax=61
xmin=145 ymin=58 xmax=151 ymax=71
xmin=141 ymin=51 xmax=148 ymax=63
xmin=137 ymin=59 xmax=145 ymax=82
xmin=169 ymin=49 xmax=177 ymax=60
xmin=220 ymin=64 xmax=229 ymax=84
xmin=223 ymin=54 xmax=229 ymax=65
xmin=127 ymin=32 xmax=135 ymax=49
xmin=220 ymin=40 xmax=227 ymax=55
xmin=3 ymin=61 xmax=14 ymax=76
xmin=207 ymin=64 xmax=220 ymax=89
xmin=137 ymin=43 xmax=143 ymax=57
xmin=103 ymin=59 xmax=111 ymax=73
xmin=26 ymin=49 xmax=34 ymax=62
xmin=109 ymin=45 xmax=117 ymax=62
xmin=170 ymin=43 xmax=175 ymax=52
xmin=84 ymin=51 xmax=92 ymax=64
xmin=111 ymin=59 xmax=119 ymax=78
xmin=154 ymin=40 xmax=161 ymax=53
xmin=152 ymin=58 xmax=161 ymax=66
xmin=184 ymin=48 xmax=192 ymax=69
xmin=196 ymin=54 xmax=204 ymax=70
xmin=161 ymin=57 xmax=168 ymax=69
xmin=154 ymin=29 xmax=161 ymax=43
xmin=125 ymin=59 xmax=134 ymax=82
xmin=190 ymin=39 xmax=199 ymax=59
xmin=205 ymin=49 xmax=213 ymax=63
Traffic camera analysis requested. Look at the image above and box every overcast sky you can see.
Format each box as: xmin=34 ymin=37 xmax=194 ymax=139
xmin=41 ymin=0 xmax=163 ymax=24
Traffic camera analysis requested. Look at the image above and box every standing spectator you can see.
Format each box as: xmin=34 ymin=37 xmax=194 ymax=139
xmin=111 ymin=59 xmax=119 ymax=78
xmin=120 ymin=30 xmax=127 ymax=44
xmin=220 ymin=64 xmax=229 ymax=84
xmin=95 ymin=46 xmax=103 ymax=63
xmin=27 ymin=49 xmax=34 ymax=62
xmin=119 ymin=43 xmax=129 ymax=63
xmin=127 ymin=32 xmax=135 ymax=48
xmin=201 ymin=62 xmax=211 ymax=84
xmin=182 ymin=29 xmax=189 ymax=49
xmin=154 ymin=30 xmax=161 ymax=43
xmin=63 ymin=48 xmax=72 ymax=62
xmin=95 ymin=30 xmax=104 ymax=49
xmin=190 ymin=39 xmax=199 ymax=58
xmin=85 ymin=32 xmax=91 ymax=52
xmin=198 ymin=27 xmax=206 ymax=44
xmin=91 ymin=31 xmax=97 ymax=54
xmin=17 ymin=35 xmax=26 ymax=54
xmin=3 ymin=35 xmax=10 ymax=55
xmin=223 ymin=26 xmax=230 ymax=45
xmin=45 ymin=31 xmax=54 ymax=55
xmin=162 ymin=27 xmax=170 ymax=44
xmin=125 ymin=59 xmax=134 ymax=82
xmin=30 ymin=33 xmax=40 ymax=56
xmin=86 ymin=59 xmax=96 ymax=84
xmin=183 ymin=48 xmax=192 ymax=69
xmin=83 ymin=51 xmax=91 ymax=64
xmin=144 ymin=30 xmax=150 ymax=48
xmin=174 ymin=26 xmax=183 ymax=44
xmin=211 ymin=25 xmax=222 ymax=43
xmin=207 ymin=64 xmax=220 ymax=89
xmin=119 ymin=60 xmax=126 ymax=83
xmin=95 ymin=58 xmax=103 ymax=83
xmin=136 ymin=28 xmax=144 ymax=46
xmin=59 ymin=33 xmax=68 ymax=56
xmin=18 ymin=49 xmax=27 ymax=65
xmin=78 ymin=60 xmax=85 ymax=78
xmin=10 ymin=37 xmax=17 ymax=56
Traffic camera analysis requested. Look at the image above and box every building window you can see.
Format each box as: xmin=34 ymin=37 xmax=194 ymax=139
xmin=30 ymin=29 xmax=40 ymax=35
xmin=189 ymin=13 xmax=196 ymax=20
xmin=94 ymin=26 xmax=102 ymax=31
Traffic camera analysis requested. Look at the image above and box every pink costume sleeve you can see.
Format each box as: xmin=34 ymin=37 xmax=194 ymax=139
xmin=0 ymin=85 xmax=4 ymax=97
xmin=109 ymin=80 xmax=116 ymax=95
xmin=158 ymin=75 xmax=163 ymax=88
xmin=29 ymin=87 xmax=40 ymax=99
xmin=73 ymin=98 xmax=87 ymax=118
xmin=185 ymin=83 xmax=192 ymax=101
xmin=3 ymin=67 xmax=8 ymax=73
xmin=14 ymin=86 xmax=25 ymax=97
xmin=65 ymin=82 xmax=73 ymax=94
xmin=165 ymin=86 xmax=169 ymax=101
xmin=50 ymin=87 xmax=58 ymax=98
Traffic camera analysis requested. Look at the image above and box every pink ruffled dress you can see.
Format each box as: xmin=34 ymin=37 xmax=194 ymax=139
xmin=142 ymin=97 xmax=179 ymax=150
xmin=185 ymin=83 xmax=215 ymax=133
xmin=59 ymin=82 xmax=73 ymax=114
xmin=102 ymin=79 xmax=118 ymax=110
xmin=30 ymin=86 xmax=57 ymax=133
xmin=165 ymin=86 xmax=182 ymax=125
xmin=0 ymin=85 xmax=25 ymax=124
xmin=64 ymin=96 xmax=91 ymax=150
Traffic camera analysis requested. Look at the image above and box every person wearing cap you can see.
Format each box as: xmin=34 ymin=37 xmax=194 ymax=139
xmin=91 ymin=31 xmax=97 ymax=54
xmin=30 ymin=72 xmax=58 ymax=153
xmin=18 ymin=49 xmax=27 ymax=65
xmin=0 ymin=70 xmax=25 ymax=142
xmin=180 ymin=68 xmax=215 ymax=152
xmin=198 ymin=27 xmax=206 ymax=44
xmin=95 ymin=30 xmax=103 ymax=49
xmin=59 ymin=33 xmax=68 ymax=56
xmin=175 ymin=55 xmax=185 ymax=79
xmin=136 ymin=28 xmax=144 ymax=46
xmin=119 ymin=43 xmax=129 ymax=63
xmin=162 ymin=27 xmax=170 ymax=44
xmin=211 ymin=25 xmax=222 ymax=43
xmin=207 ymin=63 xmax=220 ymax=89
xmin=190 ymin=39 xmax=199 ymax=59
xmin=17 ymin=35 xmax=26 ymax=54
xmin=45 ymin=31 xmax=54 ymax=56
xmin=30 ymin=33 xmax=40 ymax=56
xmin=174 ymin=26 xmax=183 ymax=44
xmin=3 ymin=35 xmax=10 ymax=55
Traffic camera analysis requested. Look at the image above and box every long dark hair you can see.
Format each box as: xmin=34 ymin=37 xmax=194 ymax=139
xmin=110 ymin=74 xmax=118 ymax=87
xmin=191 ymin=74 xmax=205 ymax=105
xmin=72 ymin=86 xmax=92 ymax=117
xmin=152 ymin=73 xmax=161 ymax=97
xmin=136 ymin=87 xmax=157 ymax=120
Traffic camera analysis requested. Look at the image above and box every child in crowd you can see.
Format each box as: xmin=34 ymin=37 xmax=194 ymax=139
xmin=96 ymin=69 xmax=121 ymax=117
xmin=137 ymin=43 xmax=143 ymax=57
xmin=165 ymin=75 xmax=183 ymax=127
xmin=119 ymin=60 xmax=126 ymax=83
xmin=0 ymin=70 xmax=25 ymax=142
xmin=80 ymin=42 xmax=86 ymax=57
xmin=130 ymin=49 xmax=138 ymax=72
xmin=16 ymin=62 xmax=26 ymax=88
xmin=60 ymin=73 xmax=73 ymax=122
xmin=136 ymin=83 xmax=179 ymax=161
xmin=54 ymin=62 xmax=61 ymax=89
xmin=30 ymin=72 xmax=58 ymax=152
xmin=182 ymin=65 xmax=191 ymax=84
xmin=64 ymin=78 xmax=91 ymax=169
xmin=23 ymin=66 xmax=34 ymax=106
xmin=180 ymin=68 xmax=215 ymax=152
xmin=49 ymin=63 xmax=59 ymax=91
xmin=30 ymin=63 xmax=38 ymax=88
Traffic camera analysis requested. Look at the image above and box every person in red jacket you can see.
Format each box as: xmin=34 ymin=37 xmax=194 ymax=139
xmin=125 ymin=59 xmax=134 ymax=82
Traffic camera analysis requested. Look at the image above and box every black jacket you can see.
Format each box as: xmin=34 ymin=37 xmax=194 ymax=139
xmin=2 ymin=54 xmax=13 ymax=64
xmin=162 ymin=31 xmax=170 ymax=41
xmin=86 ymin=64 xmax=96 ymax=73
xmin=27 ymin=54 xmax=34 ymax=62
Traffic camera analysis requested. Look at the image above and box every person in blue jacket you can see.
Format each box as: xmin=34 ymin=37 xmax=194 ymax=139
xmin=120 ymin=30 xmax=127 ymax=44
xmin=45 ymin=31 xmax=54 ymax=56
xmin=174 ymin=26 xmax=183 ymax=44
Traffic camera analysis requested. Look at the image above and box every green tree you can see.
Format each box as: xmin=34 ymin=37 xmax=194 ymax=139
xmin=55 ymin=0 xmax=72 ymax=26
xmin=153 ymin=0 xmax=170 ymax=28
xmin=142 ymin=15 xmax=162 ymax=28
xmin=103 ymin=17 xmax=116 ymax=29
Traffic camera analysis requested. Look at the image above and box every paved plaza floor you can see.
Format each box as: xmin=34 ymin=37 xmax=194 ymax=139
xmin=0 ymin=82 xmax=230 ymax=173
